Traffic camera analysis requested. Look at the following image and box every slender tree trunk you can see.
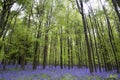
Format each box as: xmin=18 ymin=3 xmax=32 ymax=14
xmin=86 ymin=19 xmax=97 ymax=72
xmin=43 ymin=33 xmax=48 ymax=69
xmin=33 ymin=41 xmax=39 ymax=70
xmin=70 ymin=38 xmax=73 ymax=68
xmin=54 ymin=44 xmax=57 ymax=68
xmin=88 ymin=3 xmax=102 ymax=72
xmin=21 ymin=51 xmax=25 ymax=70
xmin=111 ymin=0 xmax=120 ymax=22
xmin=67 ymin=37 xmax=70 ymax=69
xmin=100 ymin=0 xmax=119 ymax=73
xmin=76 ymin=0 xmax=94 ymax=73
xmin=60 ymin=26 xmax=63 ymax=69
xmin=0 ymin=0 xmax=14 ymax=38
xmin=33 ymin=23 xmax=41 ymax=70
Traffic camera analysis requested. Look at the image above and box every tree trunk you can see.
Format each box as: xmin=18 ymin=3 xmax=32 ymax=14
xmin=111 ymin=0 xmax=120 ymax=21
xmin=0 ymin=0 xmax=14 ymax=38
xmin=76 ymin=0 xmax=94 ymax=73
xmin=67 ymin=37 xmax=70 ymax=69
xmin=86 ymin=19 xmax=97 ymax=72
xmin=70 ymin=38 xmax=73 ymax=68
xmin=60 ymin=26 xmax=63 ymax=69
xmin=100 ymin=0 xmax=119 ymax=73
xmin=43 ymin=33 xmax=48 ymax=69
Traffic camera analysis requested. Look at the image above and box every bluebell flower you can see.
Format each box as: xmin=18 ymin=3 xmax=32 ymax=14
xmin=0 ymin=65 xmax=120 ymax=80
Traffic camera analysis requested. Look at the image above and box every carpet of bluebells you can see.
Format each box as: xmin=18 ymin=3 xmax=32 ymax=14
xmin=0 ymin=64 xmax=120 ymax=80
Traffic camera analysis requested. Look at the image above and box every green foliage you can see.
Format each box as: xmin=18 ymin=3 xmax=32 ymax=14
xmin=17 ymin=0 xmax=33 ymax=6
xmin=109 ymin=74 xmax=117 ymax=78
xmin=0 ymin=47 xmax=4 ymax=61
xmin=60 ymin=74 xmax=79 ymax=80
xmin=115 ymin=38 xmax=120 ymax=61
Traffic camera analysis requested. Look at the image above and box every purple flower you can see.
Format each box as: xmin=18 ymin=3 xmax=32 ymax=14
xmin=0 ymin=65 xmax=120 ymax=80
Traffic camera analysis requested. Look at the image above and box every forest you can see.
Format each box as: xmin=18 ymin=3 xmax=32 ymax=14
xmin=0 ymin=0 xmax=120 ymax=80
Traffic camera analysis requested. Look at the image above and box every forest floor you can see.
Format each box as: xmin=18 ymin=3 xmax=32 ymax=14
xmin=0 ymin=64 xmax=120 ymax=80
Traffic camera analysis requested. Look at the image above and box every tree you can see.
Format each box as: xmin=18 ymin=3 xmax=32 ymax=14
xmin=76 ymin=0 xmax=94 ymax=73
